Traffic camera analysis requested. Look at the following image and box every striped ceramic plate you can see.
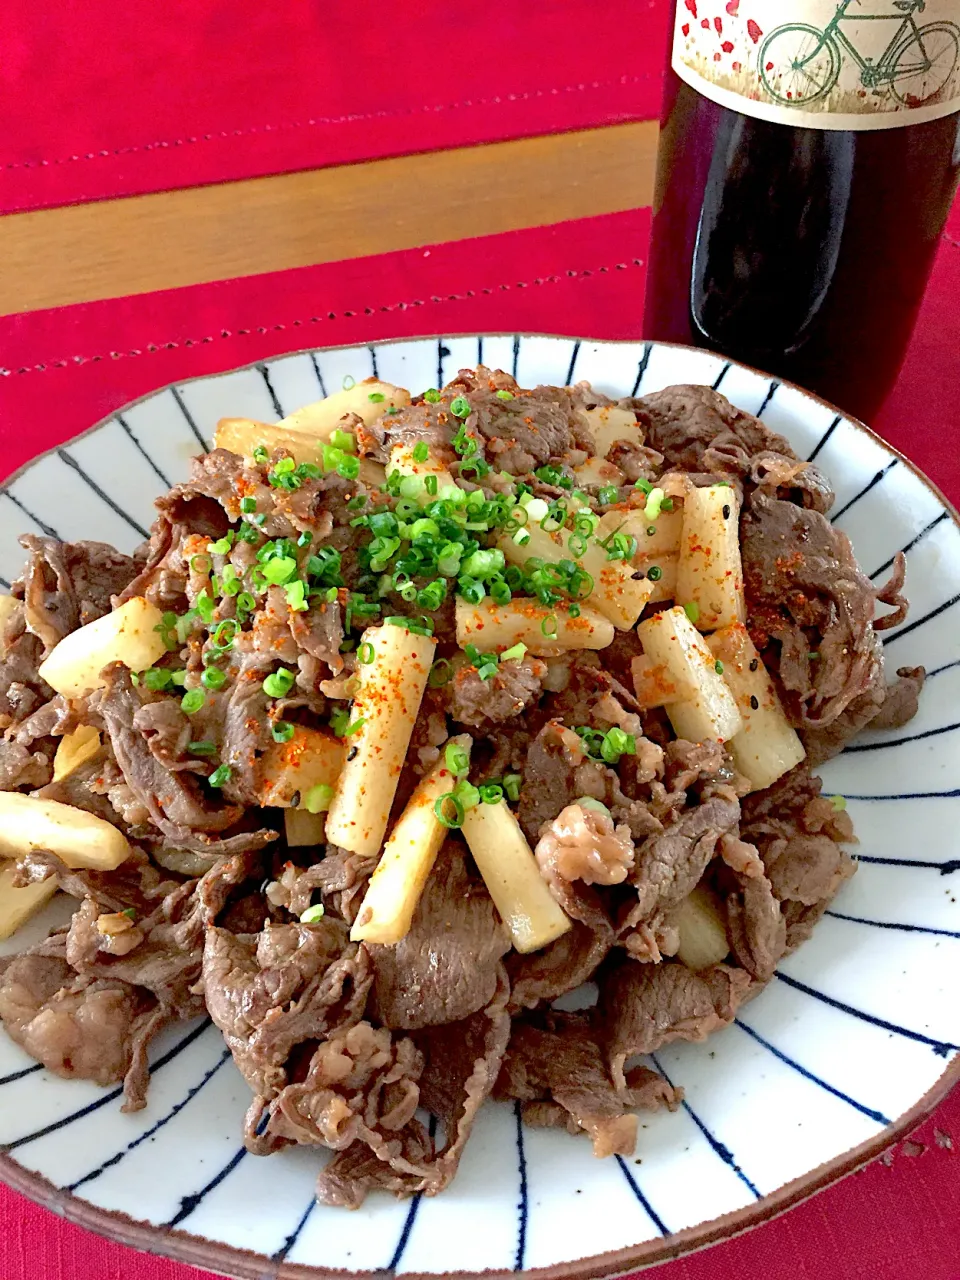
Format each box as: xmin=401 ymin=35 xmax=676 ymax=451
xmin=1 ymin=337 xmax=958 ymax=1280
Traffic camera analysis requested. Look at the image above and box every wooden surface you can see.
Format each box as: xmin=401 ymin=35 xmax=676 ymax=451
xmin=0 ymin=121 xmax=657 ymax=316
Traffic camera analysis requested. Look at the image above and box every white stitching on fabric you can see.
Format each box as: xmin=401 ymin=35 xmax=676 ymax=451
xmin=0 ymin=261 xmax=644 ymax=376
xmin=1 ymin=75 xmax=654 ymax=172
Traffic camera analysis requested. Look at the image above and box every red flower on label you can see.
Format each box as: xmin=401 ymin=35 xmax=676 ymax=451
xmin=682 ymin=21 xmax=690 ymax=34
xmin=765 ymin=61 xmax=774 ymax=70
xmin=713 ymin=51 xmax=722 ymax=60
xmin=732 ymin=60 xmax=742 ymax=70
xmin=714 ymin=16 xmax=723 ymax=33
xmin=722 ymin=40 xmax=734 ymax=52
xmin=701 ymin=17 xmax=710 ymax=27
xmin=726 ymin=0 xmax=740 ymax=13
xmin=684 ymin=0 xmax=697 ymax=15
xmin=747 ymin=19 xmax=763 ymax=42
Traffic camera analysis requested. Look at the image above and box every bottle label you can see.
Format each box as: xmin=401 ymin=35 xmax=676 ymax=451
xmin=672 ymin=0 xmax=960 ymax=129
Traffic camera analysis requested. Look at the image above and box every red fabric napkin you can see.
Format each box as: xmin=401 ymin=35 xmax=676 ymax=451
xmin=1 ymin=204 xmax=959 ymax=1279
xmin=0 ymin=0 xmax=669 ymax=214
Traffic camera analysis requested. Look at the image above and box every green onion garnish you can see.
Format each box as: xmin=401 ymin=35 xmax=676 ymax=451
xmin=684 ymin=601 xmax=700 ymax=624
xmin=434 ymin=793 xmax=465 ymax=829
xmin=181 ymin=689 xmax=205 ymax=715
xmin=263 ymin=668 xmax=296 ymax=698
xmin=500 ymin=642 xmax=527 ymax=663
xmin=445 ymin=742 xmax=470 ymax=776
xmin=412 ymin=441 xmax=429 ymax=463
xmin=201 ymin=667 xmax=226 ymax=691
xmin=479 ymin=783 xmax=503 ymax=804
xmin=830 ymin=795 xmax=847 ymax=812
xmin=188 ymin=740 xmax=217 ymax=756
xmin=450 ymin=396 xmax=471 ymax=419
xmin=714 ymin=660 xmax=724 ymax=674
xmin=368 ymin=391 xmax=385 ymax=402
xmin=304 ymin=783 xmax=335 ymax=813
xmin=300 ymin=903 xmax=326 ymax=922
xmin=240 ymin=497 xmax=257 ymax=513
xmin=423 ymin=389 xmax=441 ymax=403
xmin=271 ymin=721 xmax=295 ymax=743
xmin=209 ymin=764 xmax=232 ymax=788
xmin=503 ymin=773 xmax=522 ymax=802
xmin=495 ymin=389 xmax=514 ymax=401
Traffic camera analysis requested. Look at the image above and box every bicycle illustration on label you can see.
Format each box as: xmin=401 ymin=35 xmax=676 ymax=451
xmin=760 ymin=0 xmax=960 ymax=106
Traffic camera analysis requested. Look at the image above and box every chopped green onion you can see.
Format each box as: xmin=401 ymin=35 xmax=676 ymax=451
xmin=450 ymin=396 xmax=471 ymax=419
xmin=541 ymin=614 xmax=559 ymax=638
xmin=412 ymin=441 xmax=429 ymax=463
xmin=188 ymin=740 xmax=217 ymax=756
xmin=684 ymin=601 xmax=700 ymax=624
xmin=330 ymin=429 xmax=356 ymax=453
xmin=208 ymin=763 xmax=231 ymax=789
xmin=479 ymin=783 xmax=503 ymax=804
xmin=445 ymin=742 xmax=470 ymax=776
xmin=423 ymin=389 xmax=442 ymax=403
xmin=240 ymin=497 xmax=257 ymax=513
xmin=458 ymin=577 xmax=485 ymax=605
xmin=429 ymin=658 xmax=453 ymax=687
xmin=434 ymin=792 xmax=465 ymax=829
xmin=304 ymin=783 xmax=335 ymax=813
xmin=329 ymin=709 xmax=350 ymax=738
xmin=208 ymin=533 xmax=234 ymax=555
xmin=644 ymin=487 xmax=666 ymax=521
xmin=201 ymin=667 xmax=226 ymax=691
xmin=300 ymin=903 xmax=326 ymax=923
xmin=285 ymin=580 xmax=308 ymax=612
xmin=344 ymin=717 xmax=366 ymax=736
xmin=252 ymin=445 xmax=268 ymax=465
xmin=634 ymin=477 xmax=653 ymax=495
xmin=489 ymin=578 xmax=512 ymax=605
xmin=600 ymin=727 xmax=635 ymax=764
xmin=578 ymin=796 xmax=612 ymax=817
xmin=500 ymin=642 xmax=527 ymax=663
xmin=495 ymin=389 xmax=514 ymax=401
xmin=461 ymin=548 xmax=505 ymax=580
xmin=181 ymin=689 xmax=205 ymax=715
xmin=368 ymin=391 xmax=385 ymax=403
xmin=455 ymin=779 xmax=481 ymax=810
xmin=503 ymin=773 xmax=522 ymax=802
xmin=425 ymin=474 xmax=438 ymax=496
xmin=338 ymin=454 xmax=360 ymax=480
xmin=342 ymin=375 xmax=356 ymax=390
xmin=263 ymin=668 xmax=296 ymax=698
xmin=262 ymin=556 xmax=297 ymax=586
xmin=714 ymin=660 xmax=724 ymax=674
xmin=143 ymin=668 xmax=173 ymax=692
xmin=830 ymin=794 xmax=847 ymax=811
xmin=271 ymin=721 xmax=295 ymax=743
xmin=597 ymin=485 xmax=619 ymax=505
xmin=357 ymin=641 xmax=375 ymax=665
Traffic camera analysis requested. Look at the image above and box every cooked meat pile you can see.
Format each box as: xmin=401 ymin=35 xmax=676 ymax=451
xmin=0 ymin=371 xmax=922 ymax=1208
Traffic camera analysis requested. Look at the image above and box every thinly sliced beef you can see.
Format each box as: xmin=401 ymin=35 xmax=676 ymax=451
xmin=368 ymin=842 xmax=510 ymax=1029
xmin=741 ymin=493 xmax=888 ymax=726
xmin=0 ymin=951 xmax=156 ymax=1088
xmin=495 ymin=1014 xmax=681 ymax=1156
xmin=18 ymin=535 xmax=140 ymax=653
xmin=638 ymin=385 xmax=833 ymax=513
xmin=507 ymin=916 xmax=614 ymax=1011
xmin=802 ymin=664 xmax=926 ymax=765
xmin=599 ymin=959 xmax=752 ymax=1087
xmin=724 ymin=874 xmax=786 ymax=983
xmin=446 ymin=658 xmax=544 ymax=729
xmin=203 ymin=920 xmax=371 ymax=1098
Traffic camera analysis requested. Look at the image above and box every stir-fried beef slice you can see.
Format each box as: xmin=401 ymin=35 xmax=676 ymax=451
xmin=741 ymin=768 xmax=855 ymax=948
xmin=290 ymin=598 xmax=345 ymax=675
xmin=724 ymin=874 xmax=786 ymax=983
xmin=741 ymin=493 xmax=889 ymax=727
xmin=869 ymin=665 xmax=926 ymax=731
xmin=0 ymin=693 xmax=80 ymax=792
xmin=0 ymin=950 xmax=159 ymax=1089
xmin=203 ymin=919 xmax=371 ymax=1097
xmin=14 ymin=844 xmax=180 ymax=917
xmin=638 ymin=385 xmax=833 ymax=512
xmin=629 ymin=795 xmax=740 ymax=925
xmin=519 ymin=720 xmax=594 ymax=843
xmin=0 ymin=603 xmax=55 ymax=728
xmin=496 ymin=1014 xmax=681 ymax=1157
xmin=873 ymin=550 xmax=909 ymax=633
xmin=507 ymin=915 xmax=614 ymax=1011
xmin=305 ymin=845 xmax=379 ymax=925
xmin=408 ymin=968 xmax=511 ymax=1192
xmin=94 ymin=665 xmax=255 ymax=844
xmin=0 ymin=739 xmax=53 ymax=790
xmin=17 ymin=535 xmax=140 ymax=654
xmin=369 ymin=841 xmax=510 ymax=1030
xmin=446 ymin=657 xmax=545 ymax=730
xmin=311 ymin=1124 xmax=436 ymax=1209
xmin=599 ymin=959 xmax=752 ymax=1087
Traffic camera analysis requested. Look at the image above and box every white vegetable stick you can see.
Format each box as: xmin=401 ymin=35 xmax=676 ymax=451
xmin=0 ymin=863 xmax=59 ymax=942
xmin=278 ymin=380 xmax=410 ymax=435
xmin=388 ymin=442 xmax=457 ymax=501
xmin=601 ymin=507 xmax=684 ymax=603
xmin=351 ymin=735 xmax=472 ymax=944
xmin=0 ymin=793 xmax=131 ymax=871
xmin=707 ymin=624 xmax=806 ymax=791
xmin=630 ymin=653 xmax=697 ymax=708
xmin=636 ymin=606 xmax=743 ymax=743
xmin=284 ymin=809 xmax=328 ymax=847
xmin=676 ymin=886 xmax=730 ymax=971
xmin=572 ymin=456 xmax=625 ymax=488
xmin=579 ymin=405 xmax=643 ymax=458
xmin=214 ymin=417 xmax=384 ymax=487
xmin=53 ymin=725 xmax=101 ymax=782
xmin=461 ymin=800 xmax=571 ymax=954
xmin=258 ymin=725 xmax=345 ymax=808
xmin=499 ymin=519 xmax=652 ymax=631
xmin=38 ymin=597 xmax=168 ymax=698
xmin=325 ymin=622 xmax=436 ymax=856
xmin=676 ymin=484 xmax=745 ymax=632
xmin=455 ymin=597 xmax=613 ymax=655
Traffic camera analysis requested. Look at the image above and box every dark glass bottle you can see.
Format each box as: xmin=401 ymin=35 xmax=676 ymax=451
xmin=644 ymin=7 xmax=960 ymax=422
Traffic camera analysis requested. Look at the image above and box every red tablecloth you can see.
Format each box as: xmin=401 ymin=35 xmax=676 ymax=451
xmin=0 ymin=0 xmax=668 ymax=214
xmin=1 ymin=205 xmax=959 ymax=1279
